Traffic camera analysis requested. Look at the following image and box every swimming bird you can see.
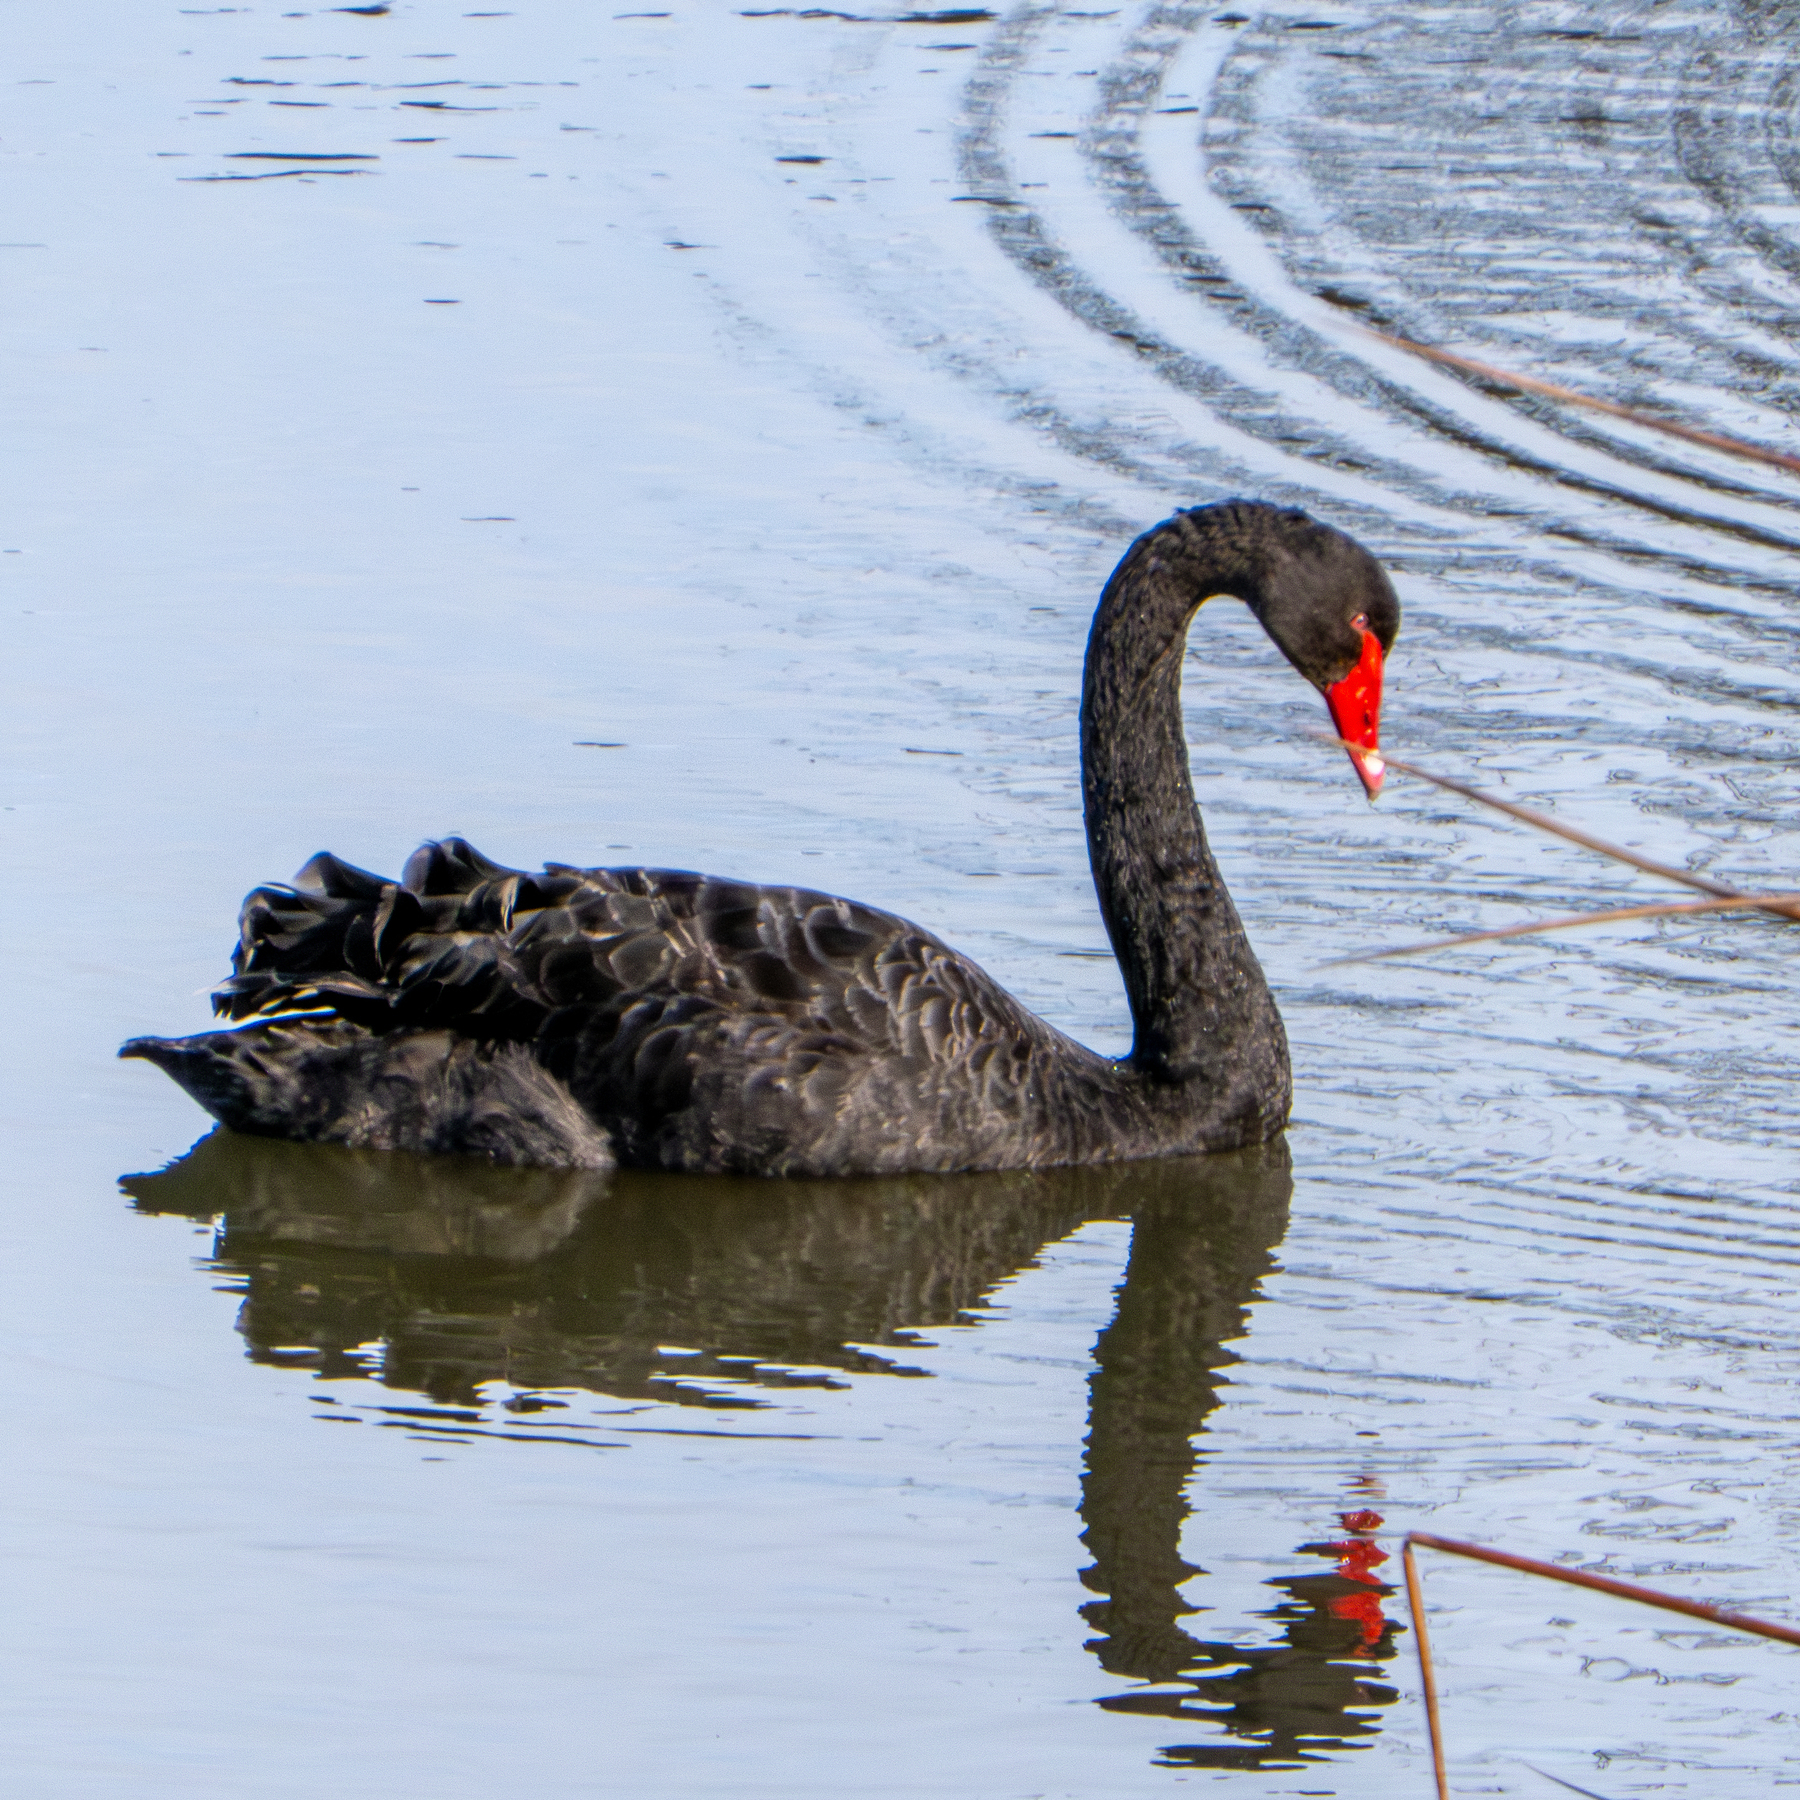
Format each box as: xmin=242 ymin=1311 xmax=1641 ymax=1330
xmin=123 ymin=500 xmax=1397 ymax=1175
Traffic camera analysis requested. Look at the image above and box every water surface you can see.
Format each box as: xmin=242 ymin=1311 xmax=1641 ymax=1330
xmin=4 ymin=3 xmax=1798 ymax=1795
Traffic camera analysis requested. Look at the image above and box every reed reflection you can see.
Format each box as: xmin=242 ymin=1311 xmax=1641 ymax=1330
xmin=123 ymin=1132 xmax=1396 ymax=1765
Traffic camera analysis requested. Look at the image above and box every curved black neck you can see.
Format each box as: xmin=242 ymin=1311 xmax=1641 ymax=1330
xmin=1080 ymin=507 xmax=1289 ymax=1127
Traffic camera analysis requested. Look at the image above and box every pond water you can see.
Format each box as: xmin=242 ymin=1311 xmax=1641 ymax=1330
xmin=4 ymin=3 xmax=1798 ymax=1795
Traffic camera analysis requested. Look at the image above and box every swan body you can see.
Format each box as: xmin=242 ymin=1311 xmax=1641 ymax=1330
xmin=130 ymin=1019 xmax=616 ymax=1170
xmin=124 ymin=501 xmax=1398 ymax=1174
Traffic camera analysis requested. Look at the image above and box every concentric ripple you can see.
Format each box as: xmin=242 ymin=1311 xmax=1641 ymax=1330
xmin=7 ymin=1 xmax=1797 ymax=1793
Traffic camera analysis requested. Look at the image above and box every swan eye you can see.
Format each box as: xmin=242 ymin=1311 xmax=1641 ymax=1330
xmin=1351 ymin=612 xmax=1369 ymax=632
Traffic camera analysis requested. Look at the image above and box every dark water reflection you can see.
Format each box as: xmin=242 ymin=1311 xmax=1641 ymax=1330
xmin=125 ymin=1132 xmax=1395 ymax=1769
xmin=1080 ymin=1184 xmax=1398 ymax=1769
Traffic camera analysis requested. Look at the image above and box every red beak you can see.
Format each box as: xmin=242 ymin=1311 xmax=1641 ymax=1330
xmin=1326 ymin=629 xmax=1385 ymax=798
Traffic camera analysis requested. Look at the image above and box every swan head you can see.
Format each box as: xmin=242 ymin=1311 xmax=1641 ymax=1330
xmin=1245 ymin=515 xmax=1400 ymax=800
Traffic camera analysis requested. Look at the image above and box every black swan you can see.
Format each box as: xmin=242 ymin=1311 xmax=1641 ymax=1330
xmin=123 ymin=501 xmax=1397 ymax=1175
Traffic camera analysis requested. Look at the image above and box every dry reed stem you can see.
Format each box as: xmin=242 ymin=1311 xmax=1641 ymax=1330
xmin=1314 ymin=735 xmax=1800 ymax=951
xmin=1363 ymin=329 xmax=1800 ymax=478
xmin=1351 ymin=744 xmax=1760 ymax=903
xmin=1323 ymin=892 xmax=1800 ymax=966
xmin=1403 ymin=1539 xmax=1450 ymax=1800
xmin=1402 ymin=1530 xmax=1800 ymax=1798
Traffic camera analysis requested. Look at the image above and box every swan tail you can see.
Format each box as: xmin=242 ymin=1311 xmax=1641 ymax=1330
xmin=213 ymin=839 xmax=556 ymax=1037
xmin=121 ymin=1021 xmax=615 ymax=1170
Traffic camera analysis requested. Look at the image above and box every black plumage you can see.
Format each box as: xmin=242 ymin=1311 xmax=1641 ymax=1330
xmin=123 ymin=500 xmax=1400 ymax=1174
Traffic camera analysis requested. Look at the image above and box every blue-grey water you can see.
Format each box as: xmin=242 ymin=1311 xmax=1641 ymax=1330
xmin=4 ymin=3 xmax=1798 ymax=1795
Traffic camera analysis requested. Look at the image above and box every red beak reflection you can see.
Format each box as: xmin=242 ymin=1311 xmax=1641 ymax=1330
xmin=1325 ymin=1508 xmax=1390 ymax=1649
xmin=1326 ymin=628 xmax=1385 ymax=798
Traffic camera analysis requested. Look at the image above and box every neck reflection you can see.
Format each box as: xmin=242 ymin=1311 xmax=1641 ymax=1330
xmin=123 ymin=1131 xmax=1395 ymax=1766
xmin=1080 ymin=1151 xmax=1399 ymax=1767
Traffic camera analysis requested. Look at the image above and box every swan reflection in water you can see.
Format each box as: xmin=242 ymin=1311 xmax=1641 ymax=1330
xmin=123 ymin=1134 xmax=1398 ymax=1768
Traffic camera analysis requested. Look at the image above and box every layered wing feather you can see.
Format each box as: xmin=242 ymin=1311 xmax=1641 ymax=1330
xmin=213 ymin=838 xmax=1102 ymax=1173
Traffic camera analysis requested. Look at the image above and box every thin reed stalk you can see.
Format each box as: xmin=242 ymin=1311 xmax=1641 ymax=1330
xmin=1363 ymin=330 xmax=1800 ymax=478
xmin=1337 ymin=741 xmax=1786 ymax=908
xmin=1402 ymin=1530 xmax=1800 ymax=1799
xmin=1403 ymin=1538 xmax=1450 ymax=1800
xmin=1324 ymin=892 xmax=1800 ymax=966
xmin=1312 ymin=736 xmax=1800 ymax=960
